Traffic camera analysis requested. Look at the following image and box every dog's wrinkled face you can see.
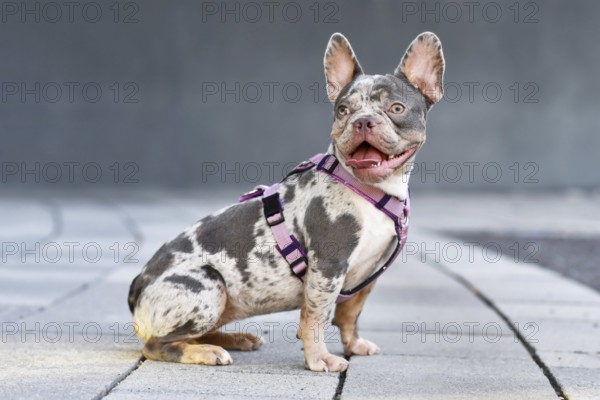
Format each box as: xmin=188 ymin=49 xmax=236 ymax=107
xmin=324 ymin=32 xmax=445 ymax=184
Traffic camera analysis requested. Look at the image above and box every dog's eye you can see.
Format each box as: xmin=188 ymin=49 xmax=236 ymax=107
xmin=389 ymin=103 xmax=405 ymax=114
xmin=337 ymin=105 xmax=349 ymax=117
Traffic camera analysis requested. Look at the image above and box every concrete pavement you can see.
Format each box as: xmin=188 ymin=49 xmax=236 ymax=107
xmin=1 ymin=188 xmax=599 ymax=399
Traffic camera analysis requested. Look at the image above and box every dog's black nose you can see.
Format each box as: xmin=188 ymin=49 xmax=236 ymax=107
xmin=353 ymin=118 xmax=378 ymax=135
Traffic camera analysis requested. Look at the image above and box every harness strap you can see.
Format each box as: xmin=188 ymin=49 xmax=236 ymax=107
xmin=262 ymin=183 xmax=309 ymax=276
xmin=310 ymin=154 xmax=409 ymax=223
xmin=240 ymin=153 xmax=410 ymax=303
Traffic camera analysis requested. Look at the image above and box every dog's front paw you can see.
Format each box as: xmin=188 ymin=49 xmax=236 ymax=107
xmin=346 ymin=338 xmax=380 ymax=356
xmin=305 ymin=353 xmax=349 ymax=372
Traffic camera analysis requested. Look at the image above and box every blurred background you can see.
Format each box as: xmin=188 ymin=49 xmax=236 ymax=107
xmin=1 ymin=0 xmax=599 ymax=191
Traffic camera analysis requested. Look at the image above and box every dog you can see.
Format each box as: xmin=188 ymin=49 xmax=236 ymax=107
xmin=128 ymin=32 xmax=444 ymax=372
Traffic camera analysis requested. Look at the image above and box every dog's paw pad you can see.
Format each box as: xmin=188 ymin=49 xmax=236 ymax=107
xmin=306 ymin=354 xmax=349 ymax=372
xmin=347 ymin=338 xmax=380 ymax=356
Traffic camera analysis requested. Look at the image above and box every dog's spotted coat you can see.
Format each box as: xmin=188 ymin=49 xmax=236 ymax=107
xmin=128 ymin=31 xmax=445 ymax=371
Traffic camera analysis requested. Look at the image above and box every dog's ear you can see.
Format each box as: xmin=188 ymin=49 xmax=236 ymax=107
xmin=395 ymin=32 xmax=445 ymax=106
xmin=324 ymin=33 xmax=363 ymax=103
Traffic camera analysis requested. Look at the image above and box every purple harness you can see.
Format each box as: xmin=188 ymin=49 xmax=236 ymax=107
xmin=240 ymin=153 xmax=410 ymax=303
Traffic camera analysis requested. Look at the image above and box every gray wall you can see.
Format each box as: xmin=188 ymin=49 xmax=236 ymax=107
xmin=1 ymin=0 xmax=599 ymax=191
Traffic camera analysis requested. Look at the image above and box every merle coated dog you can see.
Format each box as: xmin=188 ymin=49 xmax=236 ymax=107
xmin=128 ymin=32 xmax=445 ymax=372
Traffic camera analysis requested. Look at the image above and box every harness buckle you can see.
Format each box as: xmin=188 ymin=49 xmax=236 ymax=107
xmin=266 ymin=212 xmax=285 ymax=227
xmin=262 ymin=193 xmax=285 ymax=226
xmin=276 ymin=236 xmax=308 ymax=276
xmin=289 ymin=256 xmax=308 ymax=276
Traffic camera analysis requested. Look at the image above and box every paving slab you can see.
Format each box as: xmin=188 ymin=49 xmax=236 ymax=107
xmin=343 ymin=355 xmax=556 ymax=400
xmin=0 ymin=335 xmax=140 ymax=400
xmin=538 ymin=351 xmax=600 ymax=400
xmin=357 ymin=330 xmax=529 ymax=360
xmin=3 ymin=190 xmax=599 ymax=399
xmin=0 ymin=198 xmax=57 ymax=242
xmin=105 ymin=361 xmax=339 ymax=400
xmin=414 ymin=230 xmax=600 ymax=399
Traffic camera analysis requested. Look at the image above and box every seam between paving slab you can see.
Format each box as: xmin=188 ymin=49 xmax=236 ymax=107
xmin=426 ymin=256 xmax=569 ymax=400
xmin=333 ymin=355 xmax=351 ymax=400
xmin=16 ymin=281 xmax=93 ymax=320
xmin=2 ymin=192 xmax=148 ymax=398
xmin=92 ymin=356 xmax=146 ymax=400
xmin=91 ymin=191 xmax=145 ymax=244
xmin=40 ymin=193 xmax=148 ymax=400
xmin=14 ymin=193 xmax=146 ymax=322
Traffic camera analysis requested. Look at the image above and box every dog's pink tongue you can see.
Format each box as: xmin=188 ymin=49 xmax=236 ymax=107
xmin=346 ymin=144 xmax=385 ymax=169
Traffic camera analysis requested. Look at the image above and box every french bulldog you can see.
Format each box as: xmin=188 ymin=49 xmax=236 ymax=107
xmin=128 ymin=31 xmax=444 ymax=372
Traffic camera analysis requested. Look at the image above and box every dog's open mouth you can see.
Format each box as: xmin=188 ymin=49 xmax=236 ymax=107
xmin=345 ymin=142 xmax=417 ymax=171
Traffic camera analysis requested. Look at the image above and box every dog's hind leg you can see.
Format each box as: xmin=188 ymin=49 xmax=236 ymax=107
xmin=143 ymin=339 xmax=233 ymax=365
xmin=134 ymin=263 xmax=233 ymax=364
xmin=191 ymin=331 xmax=265 ymax=351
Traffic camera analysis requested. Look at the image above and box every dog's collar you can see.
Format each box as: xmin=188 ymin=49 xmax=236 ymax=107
xmin=240 ymin=153 xmax=410 ymax=303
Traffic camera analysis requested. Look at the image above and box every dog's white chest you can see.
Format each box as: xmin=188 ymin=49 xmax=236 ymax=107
xmin=344 ymin=196 xmax=397 ymax=289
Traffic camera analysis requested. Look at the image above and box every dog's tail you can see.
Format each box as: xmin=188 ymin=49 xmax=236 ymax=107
xmin=132 ymin=310 xmax=153 ymax=342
